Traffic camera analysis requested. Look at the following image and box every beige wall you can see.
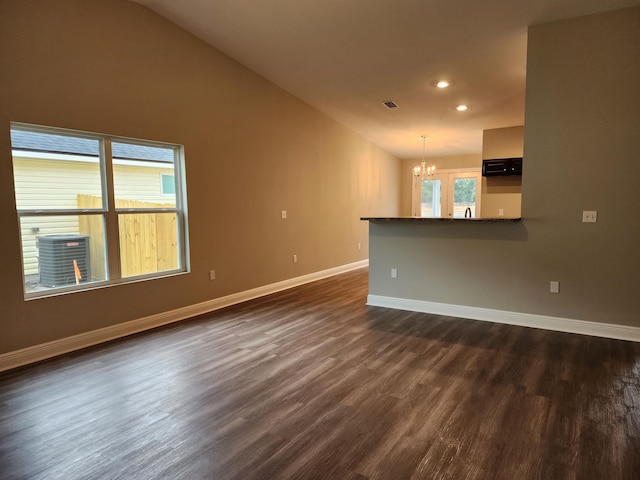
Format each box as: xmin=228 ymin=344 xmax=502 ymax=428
xmin=482 ymin=126 xmax=524 ymax=159
xmin=400 ymin=154 xmax=481 ymax=215
xmin=369 ymin=7 xmax=640 ymax=327
xmin=481 ymin=126 xmax=523 ymax=218
xmin=0 ymin=0 xmax=400 ymax=354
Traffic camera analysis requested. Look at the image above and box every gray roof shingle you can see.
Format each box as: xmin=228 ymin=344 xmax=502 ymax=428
xmin=10 ymin=129 xmax=174 ymax=163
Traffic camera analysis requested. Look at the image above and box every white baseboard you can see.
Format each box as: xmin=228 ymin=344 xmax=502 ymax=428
xmin=367 ymin=294 xmax=640 ymax=342
xmin=0 ymin=260 xmax=369 ymax=372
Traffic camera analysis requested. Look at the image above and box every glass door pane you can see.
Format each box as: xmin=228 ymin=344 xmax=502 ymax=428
xmin=452 ymin=176 xmax=478 ymax=218
xmin=421 ymin=179 xmax=442 ymax=217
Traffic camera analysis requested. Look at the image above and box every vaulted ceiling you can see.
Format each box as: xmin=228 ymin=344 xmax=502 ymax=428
xmin=131 ymin=0 xmax=640 ymax=158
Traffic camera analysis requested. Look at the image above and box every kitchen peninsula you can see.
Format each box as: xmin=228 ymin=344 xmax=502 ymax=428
xmin=360 ymin=214 xmax=531 ymax=332
xmin=361 ymin=216 xmax=521 ymax=222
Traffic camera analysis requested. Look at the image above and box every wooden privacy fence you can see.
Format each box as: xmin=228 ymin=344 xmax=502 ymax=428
xmin=78 ymin=195 xmax=178 ymax=279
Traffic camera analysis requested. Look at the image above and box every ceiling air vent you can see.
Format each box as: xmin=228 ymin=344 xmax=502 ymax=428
xmin=382 ymin=101 xmax=398 ymax=109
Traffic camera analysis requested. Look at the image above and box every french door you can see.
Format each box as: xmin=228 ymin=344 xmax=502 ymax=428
xmin=414 ymin=173 xmax=447 ymax=217
xmin=412 ymin=169 xmax=481 ymax=218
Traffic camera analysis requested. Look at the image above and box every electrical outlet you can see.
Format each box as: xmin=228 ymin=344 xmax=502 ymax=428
xmin=293 ymin=254 xmax=297 ymax=263
xmin=582 ymin=211 xmax=597 ymax=223
xmin=391 ymin=268 xmax=398 ymax=279
xmin=550 ymin=281 xmax=559 ymax=293
xmin=281 ymin=210 xmax=287 ymax=219
xmin=498 ymin=208 xmax=504 ymax=217
xmin=209 ymin=270 xmax=216 ymax=280
xmin=357 ymin=242 xmax=361 ymax=250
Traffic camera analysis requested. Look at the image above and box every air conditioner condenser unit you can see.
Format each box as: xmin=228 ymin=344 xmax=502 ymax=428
xmin=37 ymin=234 xmax=91 ymax=287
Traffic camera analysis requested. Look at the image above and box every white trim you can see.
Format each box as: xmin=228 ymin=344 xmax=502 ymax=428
xmin=366 ymin=295 xmax=640 ymax=342
xmin=13 ymin=150 xmax=100 ymax=163
xmin=0 ymin=260 xmax=369 ymax=372
xmin=13 ymin=150 xmax=173 ymax=169
xmin=433 ymin=167 xmax=480 ymax=174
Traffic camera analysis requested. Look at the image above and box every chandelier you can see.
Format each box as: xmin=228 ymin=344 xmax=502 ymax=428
xmin=413 ymin=135 xmax=435 ymax=178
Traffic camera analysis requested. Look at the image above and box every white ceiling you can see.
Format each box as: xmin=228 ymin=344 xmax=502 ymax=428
xmin=132 ymin=0 xmax=640 ymax=158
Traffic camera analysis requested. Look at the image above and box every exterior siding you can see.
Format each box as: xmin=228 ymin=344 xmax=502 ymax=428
xmin=113 ymin=165 xmax=176 ymax=204
xmin=13 ymin=157 xmax=102 ymax=210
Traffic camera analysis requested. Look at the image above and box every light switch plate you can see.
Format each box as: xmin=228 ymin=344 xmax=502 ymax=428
xmin=582 ymin=210 xmax=597 ymax=223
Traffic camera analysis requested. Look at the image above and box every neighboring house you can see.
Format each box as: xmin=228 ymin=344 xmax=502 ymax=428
xmin=12 ymin=130 xmax=176 ymax=277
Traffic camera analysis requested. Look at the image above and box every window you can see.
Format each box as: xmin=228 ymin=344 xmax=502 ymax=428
xmin=10 ymin=123 xmax=189 ymax=298
xmin=161 ymin=174 xmax=176 ymax=195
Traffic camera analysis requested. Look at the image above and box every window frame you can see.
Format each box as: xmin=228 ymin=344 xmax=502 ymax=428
xmin=11 ymin=122 xmax=189 ymax=299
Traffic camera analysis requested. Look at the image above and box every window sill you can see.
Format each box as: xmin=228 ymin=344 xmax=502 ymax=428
xmin=24 ymin=269 xmax=189 ymax=301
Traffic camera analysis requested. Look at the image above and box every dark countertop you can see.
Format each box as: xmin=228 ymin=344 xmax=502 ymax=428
xmin=360 ymin=216 xmax=522 ymax=222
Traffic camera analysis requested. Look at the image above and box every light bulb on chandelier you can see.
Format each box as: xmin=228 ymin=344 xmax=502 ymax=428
xmin=413 ymin=135 xmax=435 ymax=179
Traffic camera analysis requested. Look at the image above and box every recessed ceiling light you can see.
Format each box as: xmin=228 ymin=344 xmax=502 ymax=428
xmin=456 ymin=104 xmax=468 ymax=111
xmin=436 ymin=80 xmax=450 ymax=88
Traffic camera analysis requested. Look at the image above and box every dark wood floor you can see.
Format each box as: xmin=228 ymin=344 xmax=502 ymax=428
xmin=1 ymin=268 xmax=639 ymax=480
